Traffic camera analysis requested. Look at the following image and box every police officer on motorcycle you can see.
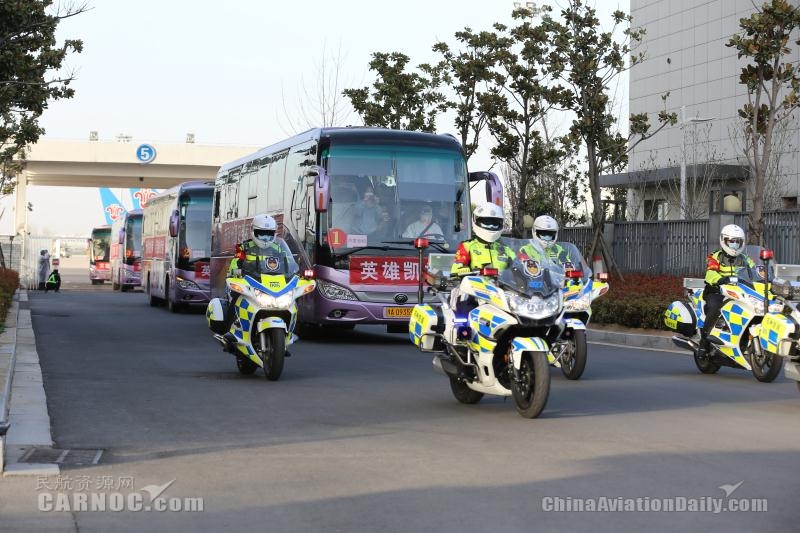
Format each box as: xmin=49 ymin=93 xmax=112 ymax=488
xmin=519 ymin=215 xmax=574 ymax=264
xmin=699 ymin=224 xmax=755 ymax=354
xmin=449 ymin=203 xmax=513 ymax=317
xmin=451 ymin=203 xmax=513 ymax=276
xmin=222 ymin=214 xmax=298 ymax=345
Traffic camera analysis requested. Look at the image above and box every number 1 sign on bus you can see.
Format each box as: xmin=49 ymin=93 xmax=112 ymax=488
xmin=211 ymin=127 xmax=502 ymax=333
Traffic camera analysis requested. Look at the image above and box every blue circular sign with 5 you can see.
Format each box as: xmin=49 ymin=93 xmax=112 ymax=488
xmin=136 ymin=144 xmax=157 ymax=164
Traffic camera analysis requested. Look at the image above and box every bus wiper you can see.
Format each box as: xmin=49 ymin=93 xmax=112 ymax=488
xmin=380 ymin=240 xmax=450 ymax=253
xmin=333 ymin=245 xmax=410 ymax=258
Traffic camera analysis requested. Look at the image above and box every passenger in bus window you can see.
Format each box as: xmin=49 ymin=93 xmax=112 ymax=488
xmin=351 ymin=186 xmax=383 ymax=235
xmin=402 ymin=205 xmax=444 ymax=239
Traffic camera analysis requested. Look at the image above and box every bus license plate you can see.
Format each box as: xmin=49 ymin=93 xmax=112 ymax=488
xmin=384 ymin=307 xmax=412 ymax=319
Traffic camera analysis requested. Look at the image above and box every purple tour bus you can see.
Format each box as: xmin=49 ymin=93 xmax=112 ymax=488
xmin=88 ymin=225 xmax=112 ymax=284
xmin=210 ymin=128 xmax=502 ymax=333
xmin=110 ymin=209 xmax=143 ymax=292
xmin=142 ymin=181 xmax=213 ymax=312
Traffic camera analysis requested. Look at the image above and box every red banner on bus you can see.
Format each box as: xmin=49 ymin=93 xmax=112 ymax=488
xmin=349 ymin=256 xmax=422 ymax=285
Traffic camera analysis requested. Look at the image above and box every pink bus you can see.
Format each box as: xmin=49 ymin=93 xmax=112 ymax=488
xmin=142 ymin=181 xmax=213 ymax=312
xmin=110 ymin=209 xmax=143 ymax=291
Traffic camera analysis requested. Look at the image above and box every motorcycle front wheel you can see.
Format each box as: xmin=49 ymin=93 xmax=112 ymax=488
xmin=262 ymin=328 xmax=285 ymax=381
xmin=750 ymin=340 xmax=782 ymax=383
xmin=560 ymin=330 xmax=588 ymax=380
xmin=512 ymin=352 xmax=550 ymax=419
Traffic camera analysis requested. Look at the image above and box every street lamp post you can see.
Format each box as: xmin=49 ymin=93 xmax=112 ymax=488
xmin=679 ymin=105 xmax=715 ymax=218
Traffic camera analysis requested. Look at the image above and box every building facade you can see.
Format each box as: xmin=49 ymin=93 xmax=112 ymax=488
xmin=603 ymin=0 xmax=800 ymax=221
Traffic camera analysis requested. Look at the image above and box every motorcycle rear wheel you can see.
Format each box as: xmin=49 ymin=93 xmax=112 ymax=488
xmin=236 ymin=356 xmax=258 ymax=375
xmin=693 ymin=350 xmax=721 ymax=374
xmin=512 ymin=352 xmax=550 ymax=419
xmin=448 ymin=376 xmax=483 ymax=404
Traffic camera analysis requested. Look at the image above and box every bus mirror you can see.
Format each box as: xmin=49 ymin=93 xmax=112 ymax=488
xmin=118 ymin=229 xmax=125 ymax=244
xmin=169 ymin=210 xmax=179 ymax=238
xmin=313 ymin=166 xmax=330 ymax=213
xmin=468 ymin=171 xmax=504 ymax=207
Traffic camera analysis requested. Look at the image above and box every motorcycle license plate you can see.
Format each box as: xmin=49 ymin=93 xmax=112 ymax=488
xmin=384 ymin=307 xmax=412 ymax=318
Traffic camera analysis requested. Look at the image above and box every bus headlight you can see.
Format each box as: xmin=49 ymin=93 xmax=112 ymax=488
xmin=176 ymin=277 xmax=200 ymax=290
xmin=317 ymin=279 xmax=358 ymax=301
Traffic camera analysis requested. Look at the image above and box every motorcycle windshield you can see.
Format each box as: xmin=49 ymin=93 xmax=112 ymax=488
xmin=740 ymin=245 xmax=773 ymax=283
xmin=551 ymin=241 xmax=592 ymax=283
xmin=496 ymin=237 xmax=565 ymax=298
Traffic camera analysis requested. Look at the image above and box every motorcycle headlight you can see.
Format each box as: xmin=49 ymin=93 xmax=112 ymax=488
xmin=256 ymin=291 xmax=293 ymax=308
xmin=176 ymin=276 xmax=200 ymax=290
xmin=564 ymin=294 xmax=591 ymax=312
xmin=317 ymin=279 xmax=358 ymax=301
xmin=509 ymin=292 xmax=561 ymax=319
xmin=768 ymin=302 xmax=784 ymax=313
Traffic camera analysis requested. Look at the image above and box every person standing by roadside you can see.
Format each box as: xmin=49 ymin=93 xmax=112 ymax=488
xmin=37 ymin=249 xmax=50 ymax=290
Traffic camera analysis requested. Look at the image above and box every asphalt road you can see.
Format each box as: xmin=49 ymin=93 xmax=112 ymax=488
xmin=1 ymin=286 xmax=799 ymax=532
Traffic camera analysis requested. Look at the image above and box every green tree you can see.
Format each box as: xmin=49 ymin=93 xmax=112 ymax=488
xmin=543 ymin=0 xmax=676 ymax=272
xmin=432 ymin=29 xmax=505 ymax=161
xmin=342 ymin=52 xmax=451 ymax=132
xmin=0 ymin=0 xmax=86 ymax=193
xmin=727 ymin=0 xmax=800 ymax=245
xmin=485 ymin=6 xmax=568 ymax=237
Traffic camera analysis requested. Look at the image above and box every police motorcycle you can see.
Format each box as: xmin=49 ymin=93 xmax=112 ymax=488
xmin=409 ymin=237 xmax=564 ymax=419
xmin=664 ymin=246 xmax=783 ymax=382
xmin=206 ymin=248 xmax=316 ymax=381
xmin=548 ymin=242 xmax=609 ymax=380
xmin=757 ymin=263 xmax=800 ymax=392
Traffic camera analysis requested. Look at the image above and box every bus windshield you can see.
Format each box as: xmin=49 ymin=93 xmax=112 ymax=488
xmin=125 ymin=216 xmax=143 ymax=262
xmin=91 ymin=229 xmax=110 ymax=264
xmin=325 ymin=144 xmax=468 ymax=252
xmin=179 ymin=194 xmax=212 ymax=267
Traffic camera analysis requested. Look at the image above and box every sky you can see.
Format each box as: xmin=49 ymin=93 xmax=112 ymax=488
xmin=19 ymin=0 xmax=630 ymax=236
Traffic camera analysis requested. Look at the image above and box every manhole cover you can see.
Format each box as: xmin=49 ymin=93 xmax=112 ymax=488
xmin=19 ymin=448 xmax=103 ymax=466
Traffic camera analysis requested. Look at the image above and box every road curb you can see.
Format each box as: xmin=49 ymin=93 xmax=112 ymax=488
xmin=1 ymin=289 xmax=58 ymax=476
xmin=0 ymin=293 xmax=20 ymax=473
xmin=587 ymin=328 xmax=678 ymax=352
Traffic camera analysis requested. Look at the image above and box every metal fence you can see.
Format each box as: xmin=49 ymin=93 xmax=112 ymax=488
xmin=560 ymin=226 xmax=595 ymax=260
xmin=734 ymin=210 xmax=800 ymax=264
xmin=612 ymin=220 xmax=708 ymax=276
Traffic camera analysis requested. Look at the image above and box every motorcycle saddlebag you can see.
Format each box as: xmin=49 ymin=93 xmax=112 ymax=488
xmin=663 ymin=301 xmax=696 ymax=336
xmin=207 ymin=298 xmax=229 ymax=335
xmin=409 ymin=305 xmax=444 ymax=352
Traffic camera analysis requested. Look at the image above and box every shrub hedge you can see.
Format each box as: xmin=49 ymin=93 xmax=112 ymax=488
xmin=591 ymin=272 xmax=693 ymax=330
xmin=0 ymin=269 xmax=20 ymax=325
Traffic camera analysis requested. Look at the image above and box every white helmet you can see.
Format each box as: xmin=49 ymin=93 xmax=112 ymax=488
xmin=719 ymin=224 xmax=745 ymax=257
xmin=252 ymin=214 xmax=278 ymax=247
xmin=472 ymin=203 xmax=504 ymax=243
xmin=532 ymin=215 xmax=559 ymax=249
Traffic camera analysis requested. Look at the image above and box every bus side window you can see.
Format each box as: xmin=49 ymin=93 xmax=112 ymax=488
xmin=213 ymin=189 xmax=221 ymax=220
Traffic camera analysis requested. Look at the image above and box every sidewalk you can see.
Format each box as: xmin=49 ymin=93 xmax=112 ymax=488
xmin=0 ymin=289 xmax=59 ymax=476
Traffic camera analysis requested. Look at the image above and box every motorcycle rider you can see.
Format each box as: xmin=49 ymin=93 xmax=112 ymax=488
xmin=451 ymin=203 xmax=513 ymax=276
xmin=222 ymin=214 xmax=298 ymax=346
xmin=519 ymin=215 xmax=574 ymax=265
xmin=698 ymin=224 xmax=755 ymax=353
xmin=449 ymin=203 xmax=514 ymax=317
